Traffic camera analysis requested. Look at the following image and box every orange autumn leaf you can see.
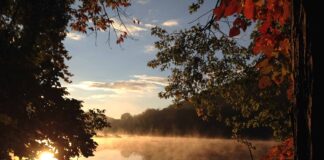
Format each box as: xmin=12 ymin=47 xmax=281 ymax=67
xmin=253 ymin=35 xmax=275 ymax=57
xmin=244 ymin=0 xmax=255 ymax=19
xmin=254 ymin=0 xmax=265 ymax=7
xmin=260 ymin=65 xmax=273 ymax=75
xmin=277 ymin=1 xmax=291 ymax=25
xmin=256 ymin=59 xmax=269 ymax=69
xmin=258 ymin=18 xmax=271 ymax=34
xmin=262 ymin=137 xmax=294 ymax=160
xmin=282 ymin=2 xmax=291 ymax=24
xmin=252 ymin=39 xmax=263 ymax=55
xmin=214 ymin=3 xmax=226 ymax=20
xmin=211 ymin=0 xmax=292 ymax=100
xmin=224 ymin=0 xmax=242 ymax=16
xmin=280 ymin=38 xmax=290 ymax=56
xmin=266 ymin=0 xmax=276 ymax=11
xmin=281 ymin=66 xmax=288 ymax=77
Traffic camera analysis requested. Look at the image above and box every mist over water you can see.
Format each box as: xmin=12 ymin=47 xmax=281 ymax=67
xmin=78 ymin=135 xmax=277 ymax=160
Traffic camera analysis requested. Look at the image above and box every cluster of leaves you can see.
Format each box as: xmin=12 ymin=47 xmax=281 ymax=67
xmin=148 ymin=25 xmax=291 ymax=140
xmin=164 ymin=0 xmax=294 ymax=158
xmin=210 ymin=0 xmax=295 ymax=159
xmin=0 ymin=0 xmax=112 ymax=159
xmin=261 ymin=137 xmax=294 ymax=160
xmin=212 ymin=0 xmax=293 ymax=100
xmin=117 ymin=31 xmax=127 ymax=44
xmin=69 ymin=0 xmax=131 ymax=43
xmin=189 ymin=0 xmax=205 ymax=14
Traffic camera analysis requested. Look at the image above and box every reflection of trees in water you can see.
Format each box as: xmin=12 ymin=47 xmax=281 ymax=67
xmin=98 ymin=137 xmax=276 ymax=160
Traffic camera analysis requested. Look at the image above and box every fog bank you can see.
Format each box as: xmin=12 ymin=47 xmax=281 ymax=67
xmin=79 ymin=135 xmax=277 ymax=160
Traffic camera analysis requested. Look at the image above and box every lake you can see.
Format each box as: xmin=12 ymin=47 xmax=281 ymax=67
xmin=77 ymin=135 xmax=277 ymax=160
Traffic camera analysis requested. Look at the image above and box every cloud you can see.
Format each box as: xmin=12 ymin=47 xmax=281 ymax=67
xmin=144 ymin=45 xmax=156 ymax=53
xmin=70 ymin=75 xmax=167 ymax=94
xmin=136 ymin=0 xmax=150 ymax=5
xmin=144 ymin=23 xmax=156 ymax=28
xmin=90 ymin=81 xmax=156 ymax=91
xmin=162 ymin=19 xmax=179 ymax=27
xmin=111 ymin=19 xmax=147 ymax=36
xmin=63 ymin=75 xmax=171 ymax=119
xmin=66 ymin=32 xmax=84 ymax=40
xmin=114 ymin=24 xmax=146 ymax=35
xmin=133 ymin=75 xmax=168 ymax=86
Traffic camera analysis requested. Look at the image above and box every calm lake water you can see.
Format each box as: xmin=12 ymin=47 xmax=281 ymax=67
xmin=77 ymin=135 xmax=276 ymax=160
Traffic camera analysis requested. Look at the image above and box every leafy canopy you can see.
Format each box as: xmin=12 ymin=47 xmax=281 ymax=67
xmin=0 ymin=0 xmax=130 ymax=159
xmin=148 ymin=0 xmax=292 ymax=140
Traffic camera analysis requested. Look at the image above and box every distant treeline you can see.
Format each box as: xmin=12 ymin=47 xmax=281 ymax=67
xmin=103 ymin=103 xmax=273 ymax=139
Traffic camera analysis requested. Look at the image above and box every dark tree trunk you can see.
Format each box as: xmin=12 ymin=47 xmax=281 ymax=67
xmin=291 ymin=0 xmax=311 ymax=159
xmin=291 ymin=0 xmax=319 ymax=159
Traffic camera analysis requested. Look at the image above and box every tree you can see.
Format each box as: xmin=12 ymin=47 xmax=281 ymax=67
xmin=105 ymin=102 xmax=274 ymax=139
xmin=121 ymin=113 xmax=133 ymax=121
xmin=291 ymin=0 xmax=319 ymax=159
xmin=209 ymin=0 xmax=319 ymax=159
xmin=149 ymin=19 xmax=291 ymax=140
xmin=149 ymin=0 xmax=319 ymax=159
xmin=0 ymin=0 xmax=130 ymax=159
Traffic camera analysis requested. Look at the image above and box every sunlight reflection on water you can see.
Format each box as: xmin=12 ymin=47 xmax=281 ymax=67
xmin=77 ymin=135 xmax=277 ymax=160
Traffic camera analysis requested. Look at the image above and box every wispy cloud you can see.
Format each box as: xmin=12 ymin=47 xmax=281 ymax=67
xmin=70 ymin=75 xmax=167 ymax=94
xmin=90 ymin=81 xmax=156 ymax=91
xmin=162 ymin=19 xmax=179 ymax=27
xmin=64 ymin=75 xmax=171 ymax=118
xmin=111 ymin=18 xmax=147 ymax=36
xmin=144 ymin=23 xmax=156 ymax=28
xmin=113 ymin=24 xmax=146 ymax=35
xmin=144 ymin=45 xmax=156 ymax=53
xmin=136 ymin=0 xmax=150 ymax=5
xmin=133 ymin=75 xmax=168 ymax=86
xmin=66 ymin=32 xmax=84 ymax=40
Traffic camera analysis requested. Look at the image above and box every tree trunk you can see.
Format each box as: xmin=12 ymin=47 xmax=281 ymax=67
xmin=291 ymin=0 xmax=319 ymax=159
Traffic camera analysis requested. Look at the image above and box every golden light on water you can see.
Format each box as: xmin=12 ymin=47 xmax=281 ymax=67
xmin=38 ymin=151 xmax=57 ymax=160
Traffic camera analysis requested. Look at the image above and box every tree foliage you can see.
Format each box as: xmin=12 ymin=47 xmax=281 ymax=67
xmin=212 ymin=0 xmax=292 ymax=99
xmin=0 ymin=0 xmax=130 ymax=159
xmin=147 ymin=0 xmax=295 ymax=157
xmin=148 ymin=24 xmax=291 ymax=140
xmin=150 ymin=0 xmax=319 ymax=159
xmin=261 ymin=137 xmax=293 ymax=160
xmin=105 ymin=102 xmax=274 ymax=139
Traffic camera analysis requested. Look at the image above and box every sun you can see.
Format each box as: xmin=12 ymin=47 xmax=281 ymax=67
xmin=38 ymin=151 xmax=57 ymax=160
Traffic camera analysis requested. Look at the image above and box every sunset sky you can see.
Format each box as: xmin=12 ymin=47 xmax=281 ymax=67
xmin=63 ymin=0 xmax=215 ymax=119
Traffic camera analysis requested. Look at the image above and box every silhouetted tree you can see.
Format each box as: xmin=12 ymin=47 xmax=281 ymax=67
xmin=121 ymin=113 xmax=133 ymax=121
xmin=104 ymin=102 xmax=272 ymax=139
xmin=0 ymin=0 xmax=130 ymax=159
xmin=149 ymin=0 xmax=319 ymax=159
xmin=148 ymin=25 xmax=291 ymax=140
